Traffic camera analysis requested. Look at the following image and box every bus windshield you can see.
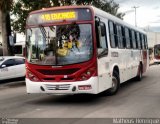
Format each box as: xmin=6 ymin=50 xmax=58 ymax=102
xmin=26 ymin=23 xmax=93 ymax=65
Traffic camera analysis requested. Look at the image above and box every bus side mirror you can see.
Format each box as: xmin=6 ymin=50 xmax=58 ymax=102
xmin=0 ymin=42 xmax=2 ymax=46
xmin=97 ymin=48 xmax=108 ymax=59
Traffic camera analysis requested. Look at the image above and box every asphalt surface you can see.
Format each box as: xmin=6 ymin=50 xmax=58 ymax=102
xmin=0 ymin=64 xmax=160 ymax=118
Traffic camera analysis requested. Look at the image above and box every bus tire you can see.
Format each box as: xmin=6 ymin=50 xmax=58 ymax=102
xmin=136 ymin=64 xmax=142 ymax=81
xmin=107 ymin=71 xmax=120 ymax=95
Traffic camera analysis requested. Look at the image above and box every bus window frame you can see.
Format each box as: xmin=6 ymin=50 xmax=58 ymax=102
xmin=131 ymin=30 xmax=137 ymax=49
xmin=136 ymin=32 xmax=141 ymax=49
xmin=115 ymin=23 xmax=125 ymax=49
xmin=99 ymin=21 xmax=108 ymax=49
xmin=124 ymin=27 xmax=131 ymax=49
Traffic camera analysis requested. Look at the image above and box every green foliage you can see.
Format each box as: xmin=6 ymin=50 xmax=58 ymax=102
xmin=11 ymin=0 xmax=125 ymax=33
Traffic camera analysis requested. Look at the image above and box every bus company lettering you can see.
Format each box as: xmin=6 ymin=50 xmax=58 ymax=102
xmin=111 ymin=52 xmax=119 ymax=57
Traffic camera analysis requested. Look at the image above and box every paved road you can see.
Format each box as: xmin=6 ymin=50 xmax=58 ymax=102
xmin=0 ymin=65 xmax=160 ymax=118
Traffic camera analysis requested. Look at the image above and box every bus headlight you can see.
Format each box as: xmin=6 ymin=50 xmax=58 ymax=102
xmin=26 ymin=69 xmax=40 ymax=82
xmin=78 ymin=67 xmax=96 ymax=81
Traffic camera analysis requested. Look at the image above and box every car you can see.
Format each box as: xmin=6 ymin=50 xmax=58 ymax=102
xmin=0 ymin=56 xmax=25 ymax=81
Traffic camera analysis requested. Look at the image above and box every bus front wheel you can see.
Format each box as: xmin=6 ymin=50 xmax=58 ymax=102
xmin=107 ymin=71 xmax=120 ymax=95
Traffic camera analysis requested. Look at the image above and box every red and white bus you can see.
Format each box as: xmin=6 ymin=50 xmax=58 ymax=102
xmin=25 ymin=6 xmax=149 ymax=95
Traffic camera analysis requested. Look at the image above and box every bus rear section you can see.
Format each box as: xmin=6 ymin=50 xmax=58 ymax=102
xmin=25 ymin=6 xmax=102 ymax=94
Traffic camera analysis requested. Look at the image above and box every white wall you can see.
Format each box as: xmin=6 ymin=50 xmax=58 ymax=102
xmin=147 ymin=32 xmax=160 ymax=48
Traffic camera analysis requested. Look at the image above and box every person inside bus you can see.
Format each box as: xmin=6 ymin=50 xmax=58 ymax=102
xmin=42 ymin=37 xmax=57 ymax=64
xmin=63 ymin=34 xmax=81 ymax=54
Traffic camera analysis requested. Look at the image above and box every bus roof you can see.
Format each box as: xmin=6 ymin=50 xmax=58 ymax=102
xmin=91 ymin=6 xmax=146 ymax=34
xmin=29 ymin=5 xmax=92 ymax=14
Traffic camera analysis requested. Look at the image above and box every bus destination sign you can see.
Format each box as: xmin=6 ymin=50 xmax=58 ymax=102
xmin=41 ymin=11 xmax=77 ymax=21
xmin=27 ymin=8 xmax=92 ymax=25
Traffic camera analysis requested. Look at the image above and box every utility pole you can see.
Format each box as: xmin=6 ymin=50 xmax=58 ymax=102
xmin=132 ymin=6 xmax=139 ymax=27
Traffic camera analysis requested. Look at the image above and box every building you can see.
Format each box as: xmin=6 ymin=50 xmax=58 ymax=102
xmin=147 ymin=32 xmax=160 ymax=48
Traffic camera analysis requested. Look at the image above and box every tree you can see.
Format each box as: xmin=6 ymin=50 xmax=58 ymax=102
xmin=11 ymin=0 xmax=124 ymax=33
xmin=94 ymin=0 xmax=124 ymax=19
xmin=11 ymin=0 xmax=53 ymax=33
xmin=0 ymin=0 xmax=13 ymax=55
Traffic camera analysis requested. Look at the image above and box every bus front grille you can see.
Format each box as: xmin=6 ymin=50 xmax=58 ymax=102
xmin=45 ymin=84 xmax=70 ymax=90
xmin=37 ymin=68 xmax=79 ymax=75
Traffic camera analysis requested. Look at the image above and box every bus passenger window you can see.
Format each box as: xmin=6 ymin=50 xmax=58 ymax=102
xmin=116 ymin=24 xmax=124 ymax=49
xmin=136 ymin=32 xmax=141 ymax=49
xmin=124 ymin=27 xmax=131 ymax=49
xmin=109 ymin=21 xmax=116 ymax=48
xmin=131 ymin=30 xmax=136 ymax=49
xmin=140 ymin=34 xmax=145 ymax=49
xmin=143 ymin=35 xmax=147 ymax=49
xmin=144 ymin=35 xmax=148 ymax=49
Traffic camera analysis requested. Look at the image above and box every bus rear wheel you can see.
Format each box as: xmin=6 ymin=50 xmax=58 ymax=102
xmin=107 ymin=71 xmax=120 ymax=95
xmin=136 ymin=64 xmax=142 ymax=81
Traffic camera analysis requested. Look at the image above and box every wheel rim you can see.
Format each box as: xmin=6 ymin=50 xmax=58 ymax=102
xmin=110 ymin=76 xmax=118 ymax=92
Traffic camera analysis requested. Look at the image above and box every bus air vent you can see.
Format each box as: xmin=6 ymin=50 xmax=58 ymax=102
xmin=37 ymin=68 xmax=79 ymax=75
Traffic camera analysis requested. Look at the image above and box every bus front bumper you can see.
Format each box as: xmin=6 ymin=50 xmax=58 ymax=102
xmin=25 ymin=77 xmax=99 ymax=94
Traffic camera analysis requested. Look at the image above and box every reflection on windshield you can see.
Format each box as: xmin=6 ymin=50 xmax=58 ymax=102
xmin=26 ymin=24 xmax=93 ymax=65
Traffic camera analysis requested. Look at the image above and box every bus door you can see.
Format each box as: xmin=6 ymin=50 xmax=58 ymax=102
xmin=95 ymin=18 xmax=111 ymax=92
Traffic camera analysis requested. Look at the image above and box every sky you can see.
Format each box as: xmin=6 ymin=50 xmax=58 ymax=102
xmin=114 ymin=0 xmax=160 ymax=32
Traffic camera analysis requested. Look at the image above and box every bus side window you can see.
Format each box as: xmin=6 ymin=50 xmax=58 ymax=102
xmin=124 ymin=27 xmax=131 ymax=49
xmin=143 ymin=35 xmax=147 ymax=49
xmin=135 ymin=32 xmax=138 ymax=49
xmin=144 ymin=35 xmax=148 ymax=49
xmin=95 ymin=19 xmax=107 ymax=49
xmin=129 ymin=29 xmax=133 ymax=49
xmin=131 ymin=30 xmax=136 ymax=49
xmin=109 ymin=21 xmax=117 ymax=48
xmin=99 ymin=22 xmax=107 ymax=49
xmin=136 ymin=32 xmax=141 ymax=49
xmin=116 ymin=24 xmax=124 ymax=49
xmin=140 ymin=34 xmax=145 ymax=49
xmin=121 ymin=26 xmax=126 ymax=48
